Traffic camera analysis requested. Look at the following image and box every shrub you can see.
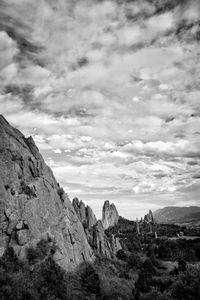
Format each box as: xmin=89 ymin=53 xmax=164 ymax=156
xmin=26 ymin=239 xmax=51 ymax=264
xmin=128 ymin=253 xmax=142 ymax=269
xmin=33 ymin=257 xmax=68 ymax=300
xmin=20 ymin=181 xmax=36 ymax=197
xmin=57 ymin=187 xmax=65 ymax=201
xmin=116 ymin=249 xmax=127 ymax=261
xmin=139 ymin=289 xmax=168 ymax=300
xmin=26 ymin=247 xmax=42 ymax=264
xmin=80 ymin=264 xmax=101 ymax=296
xmin=170 ymin=267 xmax=200 ymax=299
xmin=135 ymin=270 xmax=151 ymax=294
xmin=143 ymin=258 xmax=158 ymax=275
xmin=178 ymin=259 xmax=187 ymax=272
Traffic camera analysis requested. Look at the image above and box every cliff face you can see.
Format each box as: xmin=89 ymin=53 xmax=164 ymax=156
xmin=102 ymin=200 xmax=119 ymax=229
xmin=0 ymin=115 xmax=94 ymax=271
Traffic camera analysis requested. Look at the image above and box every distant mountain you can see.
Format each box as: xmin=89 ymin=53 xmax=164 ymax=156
xmin=153 ymin=206 xmax=200 ymax=225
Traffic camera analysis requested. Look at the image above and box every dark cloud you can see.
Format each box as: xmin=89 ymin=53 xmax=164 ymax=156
xmin=4 ymin=84 xmax=34 ymax=104
xmin=0 ymin=14 xmax=42 ymax=66
xmin=192 ymin=174 xmax=200 ymax=179
xmin=153 ymin=173 xmax=168 ymax=178
xmin=187 ymin=160 xmax=199 ymax=166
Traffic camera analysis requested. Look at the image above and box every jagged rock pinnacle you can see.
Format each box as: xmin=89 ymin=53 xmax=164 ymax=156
xmin=102 ymin=200 xmax=119 ymax=229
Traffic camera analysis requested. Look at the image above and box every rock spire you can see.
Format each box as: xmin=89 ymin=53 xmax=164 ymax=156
xmin=102 ymin=200 xmax=119 ymax=229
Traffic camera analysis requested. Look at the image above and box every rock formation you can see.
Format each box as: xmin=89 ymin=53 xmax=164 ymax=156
xmin=144 ymin=210 xmax=154 ymax=224
xmin=72 ymin=197 xmax=97 ymax=229
xmin=136 ymin=218 xmax=140 ymax=234
xmin=91 ymin=220 xmax=112 ymax=257
xmin=136 ymin=209 xmax=155 ymax=234
xmin=102 ymin=200 xmax=119 ymax=229
xmin=72 ymin=197 xmax=121 ymax=257
xmin=0 ymin=115 xmax=94 ymax=271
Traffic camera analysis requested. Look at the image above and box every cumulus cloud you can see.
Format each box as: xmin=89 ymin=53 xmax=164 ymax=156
xmin=0 ymin=0 xmax=200 ymax=218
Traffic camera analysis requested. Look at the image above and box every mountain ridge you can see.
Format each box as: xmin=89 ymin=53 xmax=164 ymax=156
xmin=153 ymin=206 xmax=200 ymax=225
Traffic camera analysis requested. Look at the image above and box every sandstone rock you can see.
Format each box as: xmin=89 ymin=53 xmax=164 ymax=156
xmin=86 ymin=206 xmax=97 ymax=229
xmin=144 ymin=210 xmax=154 ymax=224
xmin=17 ymin=229 xmax=30 ymax=246
xmin=72 ymin=198 xmax=122 ymax=257
xmin=16 ymin=220 xmax=23 ymax=230
xmin=136 ymin=218 xmax=140 ymax=234
xmin=72 ymin=197 xmax=80 ymax=217
xmin=0 ymin=115 xmax=94 ymax=271
xmin=110 ymin=234 xmax=122 ymax=254
xmin=142 ymin=209 xmax=155 ymax=234
xmin=149 ymin=210 xmax=154 ymax=223
xmin=102 ymin=200 xmax=119 ymax=229
xmin=91 ymin=220 xmax=112 ymax=257
xmin=72 ymin=198 xmax=119 ymax=257
xmin=72 ymin=197 xmax=97 ymax=229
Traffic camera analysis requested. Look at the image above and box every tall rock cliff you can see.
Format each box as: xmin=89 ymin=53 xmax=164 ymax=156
xmin=102 ymin=200 xmax=119 ymax=229
xmin=0 ymin=115 xmax=94 ymax=270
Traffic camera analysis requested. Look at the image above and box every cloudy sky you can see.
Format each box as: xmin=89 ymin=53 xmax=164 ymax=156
xmin=0 ymin=0 xmax=200 ymax=219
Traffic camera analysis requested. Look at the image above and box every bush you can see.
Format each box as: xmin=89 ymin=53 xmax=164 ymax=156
xmin=80 ymin=264 xmax=101 ymax=296
xmin=139 ymin=289 xmax=168 ymax=300
xmin=26 ymin=247 xmax=43 ymax=264
xmin=143 ymin=258 xmax=158 ymax=275
xmin=116 ymin=249 xmax=127 ymax=261
xmin=195 ymin=243 xmax=200 ymax=260
xmin=26 ymin=239 xmax=51 ymax=264
xmin=135 ymin=270 xmax=151 ymax=294
xmin=178 ymin=259 xmax=187 ymax=272
xmin=33 ymin=257 xmax=68 ymax=300
xmin=57 ymin=187 xmax=65 ymax=201
xmin=170 ymin=267 xmax=200 ymax=299
xmin=128 ymin=253 xmax=142 ymax=269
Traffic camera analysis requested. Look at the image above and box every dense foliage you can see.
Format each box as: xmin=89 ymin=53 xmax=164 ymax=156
xmin=1 ymin=220 xmax=200 ymax=299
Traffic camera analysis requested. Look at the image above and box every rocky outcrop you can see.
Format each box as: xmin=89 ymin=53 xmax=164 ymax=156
xmin=136 ymin=209 xmax=156 ymax=234
xmin=0 ymin=115 xmax=94 ymax=271
xmin=89 ymin=220 xmax=121 ymax=257
xmin=87 ymin=206 xmax=97 ymax=229
xmin=72 ymin=197 xmax=121 ymax=257
xmin=110 ymin=234 xmax=122 ymax=254
xmin=91 ymin=220 xmax=112 ymax=257
xmin=102 ymin=200 xmax=119 ymax=229
xmin=72 ymin=197 xmax=97 ymax=229
xmin=144 ymin=210 xmax=154 ymax=224
xmin=136 ymin=218 xmax=140 ymax=234
xmin=144 ymin=210 xmax=154 ymax=233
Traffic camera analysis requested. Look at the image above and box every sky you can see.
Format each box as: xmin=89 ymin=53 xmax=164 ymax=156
xmin=0 ymin=0 xmax=200 ymax=219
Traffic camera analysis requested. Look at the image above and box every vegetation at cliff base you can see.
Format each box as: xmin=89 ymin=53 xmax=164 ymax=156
xmin=1 ymin=226 xmax=200 ymax=300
